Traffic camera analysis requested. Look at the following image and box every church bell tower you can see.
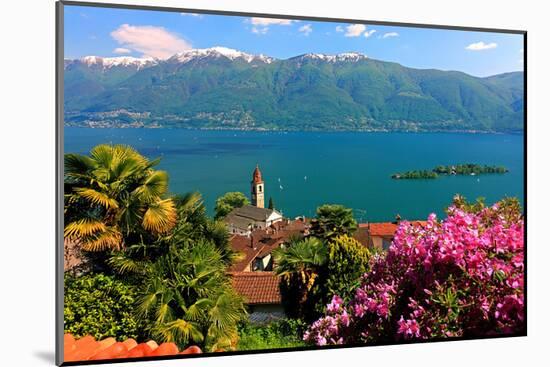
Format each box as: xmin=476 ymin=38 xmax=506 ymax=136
xmin=251 ymin=165 xmax=265 ymax=208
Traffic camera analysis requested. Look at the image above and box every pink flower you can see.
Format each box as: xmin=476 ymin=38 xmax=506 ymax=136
xmin=304 ymin=199 xmax=524 ymax=346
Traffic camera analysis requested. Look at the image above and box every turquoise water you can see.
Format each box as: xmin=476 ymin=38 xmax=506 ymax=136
xmin=64 ymin=128 xmax=524 ymax=222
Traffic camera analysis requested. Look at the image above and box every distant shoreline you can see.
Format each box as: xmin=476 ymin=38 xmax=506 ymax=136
xmin=63 ymin=125 xmax=524 ymax=135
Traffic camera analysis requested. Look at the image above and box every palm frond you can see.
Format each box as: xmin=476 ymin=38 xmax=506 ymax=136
xmin=64 ymin=218 xmax=106 ymax=239
xmin=80 ymin=228 xmax=122 ymax=251
xmin=134 ymin=170 xmax=170 ymax=201
xmin=152 ymin=319 xmax=204 ymax=345
xmin=108 ymin=252 xmax=151 ymax=275
xmin=64 ymin=153 xmax=96 ymax=175
xmin=142 ymin=199 xmax=177 ymax=233
xmin=74 ymin=188 xmax=119 ymax=209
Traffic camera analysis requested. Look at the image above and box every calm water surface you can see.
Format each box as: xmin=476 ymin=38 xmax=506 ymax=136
xmin=64 ymin=128 xmax=524 ymax=222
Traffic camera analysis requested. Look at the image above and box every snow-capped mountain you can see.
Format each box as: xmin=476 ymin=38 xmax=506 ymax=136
xmin=65 ymin=56 xmax=158 ymax=70
xmin=168 ymin=47 xmax=275 ymax=64
xmin=64 ymin=48 xmax=373 ymax=71
xmin=294 ymin=52 xmax=368 ymax=62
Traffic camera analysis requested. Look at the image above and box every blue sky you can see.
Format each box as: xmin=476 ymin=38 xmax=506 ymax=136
xmin=64 ymin=5 xmax=524 ymax=77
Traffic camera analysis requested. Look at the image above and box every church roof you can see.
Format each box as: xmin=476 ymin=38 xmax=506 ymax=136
xmin=228 ymin=205 xmax=280 ymax=222
xmin=252 ymin=165 xmax=263 ymax=184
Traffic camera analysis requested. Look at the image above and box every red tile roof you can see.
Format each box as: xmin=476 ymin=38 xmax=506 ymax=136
xmin=228 ymin=219 xmax=309 ymax=272
xmin=252 ymin=165 xmax=263 ymax=183
xmin=229 ymin=271 xmax=282 ymax=305
xmin=63 ymin=333 xmax=202 ymax=362
xmin=358 ymin=221 xmax=427 ymax=237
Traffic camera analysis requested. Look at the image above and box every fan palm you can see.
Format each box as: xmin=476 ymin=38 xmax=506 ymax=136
xmin=64 ymin=144 xmax=177 ymax=252
xmin=273 ymin=237 xmax=328 ymax=320
xmin=274 ymin=237 xmax=328 ymax=290
xmin=136 ymin=241 xmax=246 ymax=351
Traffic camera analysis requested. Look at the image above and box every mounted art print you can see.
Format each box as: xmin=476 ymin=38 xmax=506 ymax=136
xmin=56 ymin=1 xmax=526 ymax=365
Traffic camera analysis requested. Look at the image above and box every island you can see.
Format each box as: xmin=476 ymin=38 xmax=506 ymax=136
xmin=392 ymin=164 xmax=509 ymax=180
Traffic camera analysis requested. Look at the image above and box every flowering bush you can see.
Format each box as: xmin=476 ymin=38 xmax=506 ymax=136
xmin=304 ymin=198 xmax=524 ymax=346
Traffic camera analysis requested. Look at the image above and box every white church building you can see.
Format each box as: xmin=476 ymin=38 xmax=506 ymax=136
xmin=225 ymin=165 xmax=283 ymax=236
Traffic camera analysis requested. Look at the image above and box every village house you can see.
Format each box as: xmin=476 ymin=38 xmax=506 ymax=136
xmin=228 ymin=271 xmax=284 ymax=323
xmin=354 ymin=218 xmax=427 ymax=250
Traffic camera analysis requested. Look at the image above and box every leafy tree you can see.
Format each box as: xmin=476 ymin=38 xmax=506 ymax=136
xmin=214 ymin=192 xmax=250 ymax=220
xmin=323 ymin=235 xmax=370 ymax=304
xmin=273 ymin=237 xmax=328 ymax=320
xmin=268 ymin=197 xmax=274 ymax=210
xmin=64 ymin=273 xmax=140 ymax=340
xmin=136 ymin=241 xmax=246 ymax=352
xmin=310 ymin=204 xmax=358 ymax=241
xmin=64 ymin=144 xmax=177 ymax=252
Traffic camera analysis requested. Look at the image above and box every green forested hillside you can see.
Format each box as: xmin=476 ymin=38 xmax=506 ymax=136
xmin=64 ymin=51 xmax=524 ymax=132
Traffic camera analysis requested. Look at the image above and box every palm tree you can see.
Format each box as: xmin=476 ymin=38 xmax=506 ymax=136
xmin=273 ymin=237 xmax=328 ymax=320
xmin=108 ymin=192 xmax=236 ymax=277
xmin=136 ymin=241 xmax=246 ymax=351
xmin=64 ymin=144 xmax=177 ymax=252
xmin=309 ymin=204 xmax=358 ymax=241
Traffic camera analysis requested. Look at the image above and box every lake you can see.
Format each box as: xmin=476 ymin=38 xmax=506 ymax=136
xmin=64 ymin=128 xmax=524 ymax=222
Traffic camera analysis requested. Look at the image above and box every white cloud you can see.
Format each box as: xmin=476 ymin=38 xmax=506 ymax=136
xmin=251 ymin=26 xmax=269 ymax=35
xmin=250 ymin=17 xmax=295 ymax=26
xmin=113 ymin=47 xmax=132 ymax=54
xmin=180 ymin=12 xmax=203 ymax=18
xmin=180 ymin=12 xmax=203 ymax=17
xmin=335 ymin=25 xmax=344 ymax=33
xmin=110 ymin=24 xmax=192 ymax=59
xmin=299 ymin=24 xmax=313 ymax=36
xmin=382 ymin=32 xmax=399 ymax=38
xmin=248 ymin=17 xmax=295 ymax=35
xmin=364 ymin=29 xmax=377 ymax=38
xmin=465 ymin=41 xmax=498 ymax=51
xmin=345 ymin=24 xmax=366 ymax=37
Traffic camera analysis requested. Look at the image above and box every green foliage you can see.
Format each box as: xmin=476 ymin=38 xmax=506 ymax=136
xmin=433 ymin=164 xmax=508 ymax=175
xmin=64 ymin=144 xmax=177 ymax=253
xmin=214 ymin=191 xmax=250 ymax=220
xmin=392 ymin=170 xmax=438 ymax=179
xmin=310 ymin=204 xmax=358 ymax=241
xmin=449 ymin=194 xmax=523 ymax=223
xmin=268 ymin=197 xmax=274 ymax=210
xmin=64 ymin=273 xmax=140 ymax=341
xmin=324 ymin=235 xmax=370 ymax=304
xmin=64 ymin=56 xmax=524 ymax=132
xmin=109 ymin=192 xmax=236 ymax=276
xmin=393 ymin=164 xmax=508 ymax=180
xmin=136 ymin=241 xmax=247 ymax=351
xmin=274 ymin=237 xmax=328 ymax=321
xmin=237 ymin=319 xmax=307 ymax=351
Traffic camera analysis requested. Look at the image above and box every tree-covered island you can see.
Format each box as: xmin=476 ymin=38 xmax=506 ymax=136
xmin=392 ymin=164 xmax=509 ymax=180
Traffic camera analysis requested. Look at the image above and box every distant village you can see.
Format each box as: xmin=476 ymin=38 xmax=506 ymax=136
xmin=226 ymin=165 xmax=426 ymax=322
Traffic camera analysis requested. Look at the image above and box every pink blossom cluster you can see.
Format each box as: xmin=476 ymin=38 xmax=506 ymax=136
xmin=304 ymin=200 xmax=525 ymax=345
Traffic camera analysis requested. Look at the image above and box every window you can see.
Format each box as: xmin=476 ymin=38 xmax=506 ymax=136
xmin=259 ymin=185 xmax=262 ymax=192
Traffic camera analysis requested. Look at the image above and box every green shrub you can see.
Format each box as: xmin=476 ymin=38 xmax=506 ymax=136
xmin=325 ymin=235 xmax=370 ymax=303
xmin=64 ymin=273 xmax=140 ymax=340
xmin=237 ymin=319 xmax=306 ymax=351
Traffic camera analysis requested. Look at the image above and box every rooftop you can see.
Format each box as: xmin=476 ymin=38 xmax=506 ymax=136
xmin=358 ymin=221 xmax=428 ymax=237
xmin=252 ymin=165 xmax=263 ymax=184
xmin=227 ymin=205 xmax=280 ymax=222
xmin=229 ymin=272 xmax=282 ymax=305
xmin=227 ymin=219 xmax=309 ymax=272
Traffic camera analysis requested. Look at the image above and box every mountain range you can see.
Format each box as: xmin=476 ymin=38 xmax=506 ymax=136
xmin=63 ymin=47 xmax=524 ymax=132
